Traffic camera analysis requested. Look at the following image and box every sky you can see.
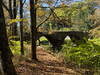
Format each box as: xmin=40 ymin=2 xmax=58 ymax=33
xmin=71 ymin=0 xmax=83 ymax=1
xmin=40 ymin=0 xmax=83 ymax=7
xmin=26 ymin=0 xmax=83 ymax=6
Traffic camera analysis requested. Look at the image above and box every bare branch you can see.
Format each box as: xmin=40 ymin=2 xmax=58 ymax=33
xmin=50 ymin=8 xmax=66 ymax=25
xmin=22 ymin=0 xmax=26 ymax=6
xmin=36 ymin=0 xmax=60 ymax=28
xmin=1 ymin=2 xmax=10 ymax=13
xmin=50 ymin=8 xmax=61 ymax=20
xmin=36 ymin=13 xmax=52 ymax=28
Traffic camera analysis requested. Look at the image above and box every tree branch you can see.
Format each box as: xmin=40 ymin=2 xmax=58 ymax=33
xmin=36 ymin=0 xmax=59 ymax=28
xmin=36 ymin=13 xmax=52 ymax=28
xmin=22 ymin=0 xmax=26 ymax=6
xmin=50 ymin=8 xmax=72 ymax=27
xmin=50 ymin=8 xmax=61 ymax=20
xmin=1 ymin=2 xmax=10 ymax=13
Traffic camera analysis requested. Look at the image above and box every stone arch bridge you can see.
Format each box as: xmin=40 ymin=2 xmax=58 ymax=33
xmin=37 ymin=31 xmax=89 ymax=50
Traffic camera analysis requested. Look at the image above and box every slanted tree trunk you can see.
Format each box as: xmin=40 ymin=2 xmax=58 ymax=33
xmin=0 ymin=0 xmax=17 ymax=74
xmin=30 ymin=0 xmax=37 ymax=60
xmin=20 ymin=0 xmax=24 ymax=55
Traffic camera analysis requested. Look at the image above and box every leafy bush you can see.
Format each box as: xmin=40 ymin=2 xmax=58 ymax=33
xmin=9 ymin=40 xmax=27 ymax=55
xmin=62 ymin=38 xmax=100 ymax=70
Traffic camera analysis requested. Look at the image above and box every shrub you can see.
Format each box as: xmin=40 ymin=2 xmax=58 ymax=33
xmin=62 ymin=38 xmax=100 ymax=70
xmin=9 ymin=40 xmax=27 ymax=55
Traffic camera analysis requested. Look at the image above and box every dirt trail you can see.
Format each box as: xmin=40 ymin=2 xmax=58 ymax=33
xmin=16 ymin=46 xmax=80 ymax=75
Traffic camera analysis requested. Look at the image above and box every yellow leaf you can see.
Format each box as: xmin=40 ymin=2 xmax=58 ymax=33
xmin=8 ymin=19 xmax=27 ymax=25
xmin=37 ymin=8 xmax=45 ymax=16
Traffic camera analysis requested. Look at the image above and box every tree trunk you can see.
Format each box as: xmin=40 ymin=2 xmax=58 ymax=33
xmin=30 ymin=0 xmax=37 ymax=60
xmin=9 ymin=0 xmax=18 ymax=36
xmin=12 ymin=23 xmax=18 ymax=36
xmin=20 ymin=0 xmax=24 ymax=55
xmin=0 ymin=0 xmax=17 ymax=75
xmin=12 ymin=0 xmax=17 ymax=36
xmin=9 ymin=0 xmax=13 ymax=36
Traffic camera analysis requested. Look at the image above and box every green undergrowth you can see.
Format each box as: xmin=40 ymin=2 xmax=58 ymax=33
xmin=61 ymin=38 xmax=100 ymax=71
xmin=9 ymin=40 xmax=27 ymax=55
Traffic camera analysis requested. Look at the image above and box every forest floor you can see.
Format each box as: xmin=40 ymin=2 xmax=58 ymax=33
xmin=15 ymin=46 xmax=81 ymax=75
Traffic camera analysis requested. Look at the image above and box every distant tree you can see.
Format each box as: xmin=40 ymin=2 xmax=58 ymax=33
xmin=20 ymin=0 xmax=24 ymax=55
xmin=9 ymin=0 xmax=18 ymax=36
xmin=0 ymin=0 xmax=17 ymax=74
xmin=12 ymin=0 xmax=17 ymax=36
xmin=69 ymin=0 xmax=97 ymax=31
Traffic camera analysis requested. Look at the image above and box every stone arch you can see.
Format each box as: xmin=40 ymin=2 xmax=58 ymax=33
xmin=37 ymin=31 xmax=89 ymax=50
